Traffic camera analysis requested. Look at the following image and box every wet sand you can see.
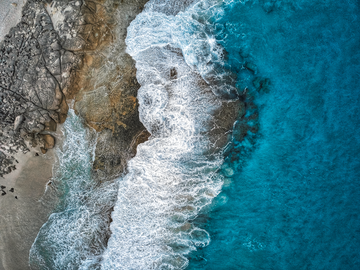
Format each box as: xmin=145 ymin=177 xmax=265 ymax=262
xmin=0 ymin=124 xmax=65 ymax=270
xmin=0 ymin=1 xmax=52 ymax=268
xmin=0 ymin=148 xmax=56 ymax=270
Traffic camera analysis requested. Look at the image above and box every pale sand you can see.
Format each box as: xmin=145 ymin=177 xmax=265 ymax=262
xmin=0 ymin=2 xmax=65 ymax=269
xmin=0 ymin=151 xmax=54 ymax=270
xmin=0 ymin=126 xmax=64 ymax=270
xmin=0 ymin=1 xmax=40 ymax=269
xmin=0 ymin=0 xmax=26 ymax=42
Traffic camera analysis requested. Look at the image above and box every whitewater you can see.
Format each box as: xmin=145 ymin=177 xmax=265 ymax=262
xmin=102 ymin=0 xmax=237 ymax=269
xmin=30 ymin=0 xmax=238 ymax=269
xmin=28 ymin=0 xmax=360 ymax=269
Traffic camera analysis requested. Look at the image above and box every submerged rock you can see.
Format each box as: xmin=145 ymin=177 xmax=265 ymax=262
xmin=233 ymin=120 xmax=249 ymax=142
xmin=253 ymin=77 xmax=271 ymax=93
xmin=263 ymin=2 xmax=275 ymax=13
xmin=222 ymin=164 xmax=235 ymax=178
xmin=245 ymin=61 xmax=258 ymax=74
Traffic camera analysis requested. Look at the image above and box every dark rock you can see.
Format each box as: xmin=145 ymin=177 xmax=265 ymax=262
xmin=1 ymin=190 xmax=6 ymax=196
xmin=0 ymin=0 xmax=82 ymax=177
xmin=15 ymin=196 xmax=17 ymax=199
xmin=1 ymin=185 xmax=5 ymax=189
xmin=170 ymin=67 xmax=177 ymax=79
xmin=35 ymin=152 xmax=39 ymax=156
xmin=263 ymin=2 xmax=275 ymax=13
xmin=9 ymin=188 xmax=14 ymax=192
xmin=253 ymin=77 xmax=271 ymax=93
xmin=245 ymin=62 xmax=258 ymax=74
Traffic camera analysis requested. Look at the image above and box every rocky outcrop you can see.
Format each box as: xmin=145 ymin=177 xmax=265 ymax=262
xmin=0 ymin=0 xmax=75 ymax=177
xmin=0 ymin=1 xmax=149 ymax=269
xmin=66 ymin=0 xmax=150 ymax=179
xmin=0 ymin=0 xmax=149 ymax=179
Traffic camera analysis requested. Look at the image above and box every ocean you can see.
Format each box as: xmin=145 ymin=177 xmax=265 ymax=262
xmin=29 ymin=0 xmax=360 ymax=269
xmin=188 ymin=0 xmax=360 ymax=269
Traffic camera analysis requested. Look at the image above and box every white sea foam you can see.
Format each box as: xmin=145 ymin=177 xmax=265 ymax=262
xmin=101 ymin=1 xmax=235 ymax=269
xmin=29 ymin=1 xmax=236 ymax=269
xmin=128 ymin=0 xmax=237 ymax=99
xmin=29 ymin=110 xmax=118 ymax=270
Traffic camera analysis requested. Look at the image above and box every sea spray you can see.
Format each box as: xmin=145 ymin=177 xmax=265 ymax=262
xmin=101 ymin=1 xmax=239 ymax=269
xmin=29 ymin=110 xmax=117 ymax=269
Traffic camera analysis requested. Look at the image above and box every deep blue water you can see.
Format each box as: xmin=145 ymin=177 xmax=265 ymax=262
xmin=189 ymin=1 xmax=360 ymax=269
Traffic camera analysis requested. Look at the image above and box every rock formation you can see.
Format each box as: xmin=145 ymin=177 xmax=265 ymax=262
xmin=0 ymin=0 xmax=74 ymax=177
xmin=0 ymin=0 xmax=149 ymax=179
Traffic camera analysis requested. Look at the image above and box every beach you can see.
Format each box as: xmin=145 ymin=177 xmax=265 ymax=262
xmin=0 ymin=148 xmax=55 ymax=270
xmin=0 ymin=1 xmax=55 ymax=269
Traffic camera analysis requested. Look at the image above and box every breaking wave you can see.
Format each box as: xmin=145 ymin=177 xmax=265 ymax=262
xmin=101 ymin=0 xmax=236 ymax=269
xmin=29 ymin=0 xmax=238 ymax=269
xmin=29 ymin=110 xmax=117 ymax=270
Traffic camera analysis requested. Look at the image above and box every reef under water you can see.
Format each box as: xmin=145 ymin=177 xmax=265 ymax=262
xmin=28 ymin=0 xmax=360 ymax=269
xmin=188 ymin=0 xmax=360 ymax=269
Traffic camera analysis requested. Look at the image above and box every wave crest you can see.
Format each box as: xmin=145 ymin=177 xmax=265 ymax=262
xmin=101 ymin=1 xmax=237 ymax=269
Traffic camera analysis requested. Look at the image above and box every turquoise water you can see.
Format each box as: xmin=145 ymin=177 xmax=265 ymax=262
xmin=188 ymin=1 xmax=360 ymax=269
xmin=28 ymin=1 xmax=360 ymax=269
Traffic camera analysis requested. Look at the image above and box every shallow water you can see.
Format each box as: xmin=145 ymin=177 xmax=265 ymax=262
xmin=29 ymin=110 xmax=118 ymax=269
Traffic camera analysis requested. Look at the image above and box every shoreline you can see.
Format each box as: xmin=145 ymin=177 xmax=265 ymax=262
xmin=0 ymin=0 xmax=149 ymax=267
xmin=0 ymin=127 xmax=63 ymax=270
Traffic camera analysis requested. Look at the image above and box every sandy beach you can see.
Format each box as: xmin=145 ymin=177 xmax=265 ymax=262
xmin=0 ymin=1 xmax=52 ymax=269
xmin=0 ymin=122 xmax=65 ymax=270
xmin=0 ymin=146 xmax=57 ymax=270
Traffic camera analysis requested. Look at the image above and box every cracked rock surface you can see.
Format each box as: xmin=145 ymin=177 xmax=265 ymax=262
xmin=0 ymin=0 xmax=150 ymax=270
xmin=0 ymin=0 xmax=149 ymax=268
xmin=0 ymin=0 xmax=149 ymax=180
xmin=0 ymin=0 xmax=78 ymax=177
